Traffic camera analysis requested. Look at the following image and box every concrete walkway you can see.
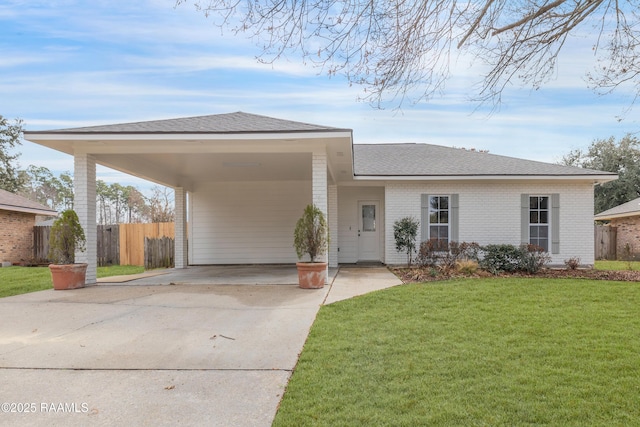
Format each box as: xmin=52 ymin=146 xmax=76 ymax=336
xmin=0 ymin=266 xmax=402 ymax=427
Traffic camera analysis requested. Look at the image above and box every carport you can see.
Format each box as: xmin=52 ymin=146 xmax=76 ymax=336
xmin=24 ymin=112 xmax=354 ymax=284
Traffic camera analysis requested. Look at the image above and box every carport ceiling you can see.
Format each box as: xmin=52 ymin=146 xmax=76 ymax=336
xmin=96 ymin=152 xmax=312 ymax=188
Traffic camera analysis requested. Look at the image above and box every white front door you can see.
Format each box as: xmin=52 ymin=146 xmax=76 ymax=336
xmin=358 ymin=201 xmax=380 ymax=261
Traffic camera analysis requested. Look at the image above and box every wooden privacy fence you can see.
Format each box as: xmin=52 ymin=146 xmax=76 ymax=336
xmin=34 ymin=222 xmax=175 ymax=267
xmin=34 ymin=224 xmax=120 ymax=266
xmin=98 ymin=225 xmax=120 ymax=266
xmin=595 ymin=224 xmax=617 ymax=260
xmin=144 ymin=237 xmax=175 ymax=269
xmin=119 ymin=222 xmax=174 ymax=266
xmin=33 ymin=225 xmax=51 ymax=263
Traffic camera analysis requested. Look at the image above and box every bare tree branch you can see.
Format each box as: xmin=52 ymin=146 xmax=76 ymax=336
xmin=177 ymin=0 xmax=638 ymax=110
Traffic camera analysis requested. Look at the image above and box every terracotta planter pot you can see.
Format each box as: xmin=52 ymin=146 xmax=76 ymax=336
xmin=296 ymin=262 xmax=327 ymax=289
xmin=49 ymin=263 xmax=88 ymax=290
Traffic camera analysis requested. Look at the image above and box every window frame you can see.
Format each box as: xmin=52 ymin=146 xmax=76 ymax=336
xmin=427 ymin=195 xmax=450 ymax=251
xmin=528 ymin=195 xmax=550 ymax=252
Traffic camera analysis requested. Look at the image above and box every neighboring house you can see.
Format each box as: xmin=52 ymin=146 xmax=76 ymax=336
xmin=0 ymin=189 xmax=57 ymax=265
xmin=24 ymin=112 xmax=617 ymax=284
xmin=594 ymin=197 xmax=640 ymax=259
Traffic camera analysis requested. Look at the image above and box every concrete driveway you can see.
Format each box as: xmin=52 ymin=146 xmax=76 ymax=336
xmin=0 ymin=266 xmax=402 ymax=426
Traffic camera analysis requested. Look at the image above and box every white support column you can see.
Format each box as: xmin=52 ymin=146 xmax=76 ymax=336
xmin=328 ymin=184 xmax=338 ymax=268
xmin=312 ymin=150 xmax=329 ymax=282
xmin=74 ymin=153 xmax=97 ymax=284
xmin=174 ymin=187 xmax=188 ymax=269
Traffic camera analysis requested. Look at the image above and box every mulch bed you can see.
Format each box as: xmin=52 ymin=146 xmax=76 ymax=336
xmin=392 ymin=267 xmax=640 ymax=284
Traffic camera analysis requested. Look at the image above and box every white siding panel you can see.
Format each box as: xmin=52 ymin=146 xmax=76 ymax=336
xmin=384 ymin=181 xmax=595 ymax=266
xmin=190 ymin=181 xmax=310 ymax=264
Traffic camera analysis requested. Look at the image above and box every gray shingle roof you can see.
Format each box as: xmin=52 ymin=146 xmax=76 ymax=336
xmin=0 ymin=189 xmax=58 ymax=216
xmin=27 ymin=112 xmax=350 ymax=134
xmin=594 ymin=197 xmax=640 ymax=219
xmin=354 ymin=143 xmax=615 ymax=177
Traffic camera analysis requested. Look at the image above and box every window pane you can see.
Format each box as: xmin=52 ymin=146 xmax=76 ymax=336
xmin=530 ymin=226 xmax=539 ymax=238
xmin=430 ymin=225 xmax=439 ymax=237
xmin=362 ymin=205 xmax=376 ymax=232
xmin=538 ymin=226 xmax=548 ymax=238
xmin=530 ymin=212 xmax=538 ymax=224
xmin=534 ymin=238 xmax=548 ymax=252
xmin=539 ymin=197 xmax=549 ymax=209
xmin=430 ymin=197 xmax=439 ymax=209
xmin=439 ymin=197 xmax=448 ymax=209
xmin=530 ymin=197 xmax=539 ymax=209
xmin=430 ymin=212 xmax=438 ymax=223
xmin=440 ymin=211 xmax=448 ymax=224
xmin=539 ymin=211 xmax=548 ymax=224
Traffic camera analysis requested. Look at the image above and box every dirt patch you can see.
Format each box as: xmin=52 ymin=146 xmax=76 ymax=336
xmin=391 ymin=267 xmax=640 ymax=284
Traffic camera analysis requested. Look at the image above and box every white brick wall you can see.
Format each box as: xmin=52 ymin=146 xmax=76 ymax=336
xmin=312 ymin=150 xmax=328 ymax=264
xmin=74 ymin=153 xmax=97 ymax=284
xmin=384 ymin=181 xmax=595 ymax=266
xmin=328 ymin=184 xmax=338 ymax=267
xmin=174 ymin=187 xmax=188 ymax=268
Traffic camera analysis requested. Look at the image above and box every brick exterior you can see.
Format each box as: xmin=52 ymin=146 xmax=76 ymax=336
xmin=609 ymin=217 xmax=640 ymax=260
xmin=0 ymin=210 xmax=36 ymax=264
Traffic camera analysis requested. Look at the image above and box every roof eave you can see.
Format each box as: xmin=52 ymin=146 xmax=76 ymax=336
xmin=353 ymin=174 xmax=618 ymax=182
xmin=595 ymin=212 xmax=640 ymax=220
xmin=0 ymin=205 xmax=58 ymax=216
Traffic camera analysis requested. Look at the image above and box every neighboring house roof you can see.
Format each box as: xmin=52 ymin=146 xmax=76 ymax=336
xmin=594 ymin=197 xmax=640 ymax=220
xmin=0 ymin=189 xmax=58 ymax=216
xmin=25 ymin=111 xmax=350 ymax=135
xmin=354 ymin=143 xmax=617 ymax=179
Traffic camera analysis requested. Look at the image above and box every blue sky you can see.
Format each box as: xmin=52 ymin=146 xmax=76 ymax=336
xmin=1 ymin=0 xmax=638 ymax=189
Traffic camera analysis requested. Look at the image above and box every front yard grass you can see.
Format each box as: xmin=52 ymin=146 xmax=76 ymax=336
xmin=274 ymin=278 xmax=640 ymax=426
xmin=0 ymin=265 xmax=145 ymax=298
xmin=594 ymin=260 xmax=640 ymax=271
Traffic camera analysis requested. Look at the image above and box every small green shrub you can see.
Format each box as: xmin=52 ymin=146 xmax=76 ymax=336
xmin=393 ymin=217 xmax=419 ymax=266
xmin=520 ymin=244 xmax=551 ymax=274
xmin=479 ymin=244 xmax=550 ymax=274
xmin=479 ymin=244 xmax=523 ymax=274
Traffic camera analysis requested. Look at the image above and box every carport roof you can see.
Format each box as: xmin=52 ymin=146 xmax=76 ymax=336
xmin=25 ymin=111 xmax=350 ymax=135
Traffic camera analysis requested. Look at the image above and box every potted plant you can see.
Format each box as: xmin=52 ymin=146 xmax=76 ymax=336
xmin=293 ymin=204 xmax=329 ymax=289
xmin=48 ymin=209 xmax=87 ymax=290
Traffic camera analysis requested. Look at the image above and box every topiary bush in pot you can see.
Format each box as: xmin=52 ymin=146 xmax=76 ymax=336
xmin=48 ymin=209 xmax=87 ymax=290
xmin=293 ymin=204 xmax=329 ymax=289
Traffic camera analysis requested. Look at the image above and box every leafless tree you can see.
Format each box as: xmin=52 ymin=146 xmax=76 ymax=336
xmin=147 ymin=186 xmax=175 ymax=223
xmin=177 ymin=0 xmax=638 ymax=109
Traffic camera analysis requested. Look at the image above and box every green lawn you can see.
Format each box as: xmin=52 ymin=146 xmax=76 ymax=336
xmin=274 ymin=278 xmax=640 ymax=426
xmin=0 ymin=265 xmax=145 ymax=298
xmin=594 ymin=260 xmax=640 ymax=271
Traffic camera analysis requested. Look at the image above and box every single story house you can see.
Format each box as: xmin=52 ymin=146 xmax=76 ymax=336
xmin=24 ymin=112 xmax=617 ymax=284
xmin=595 ymin=197 xmax=640 ymax=259
xmin=0 ymin=189 xmax=57 ymax=265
